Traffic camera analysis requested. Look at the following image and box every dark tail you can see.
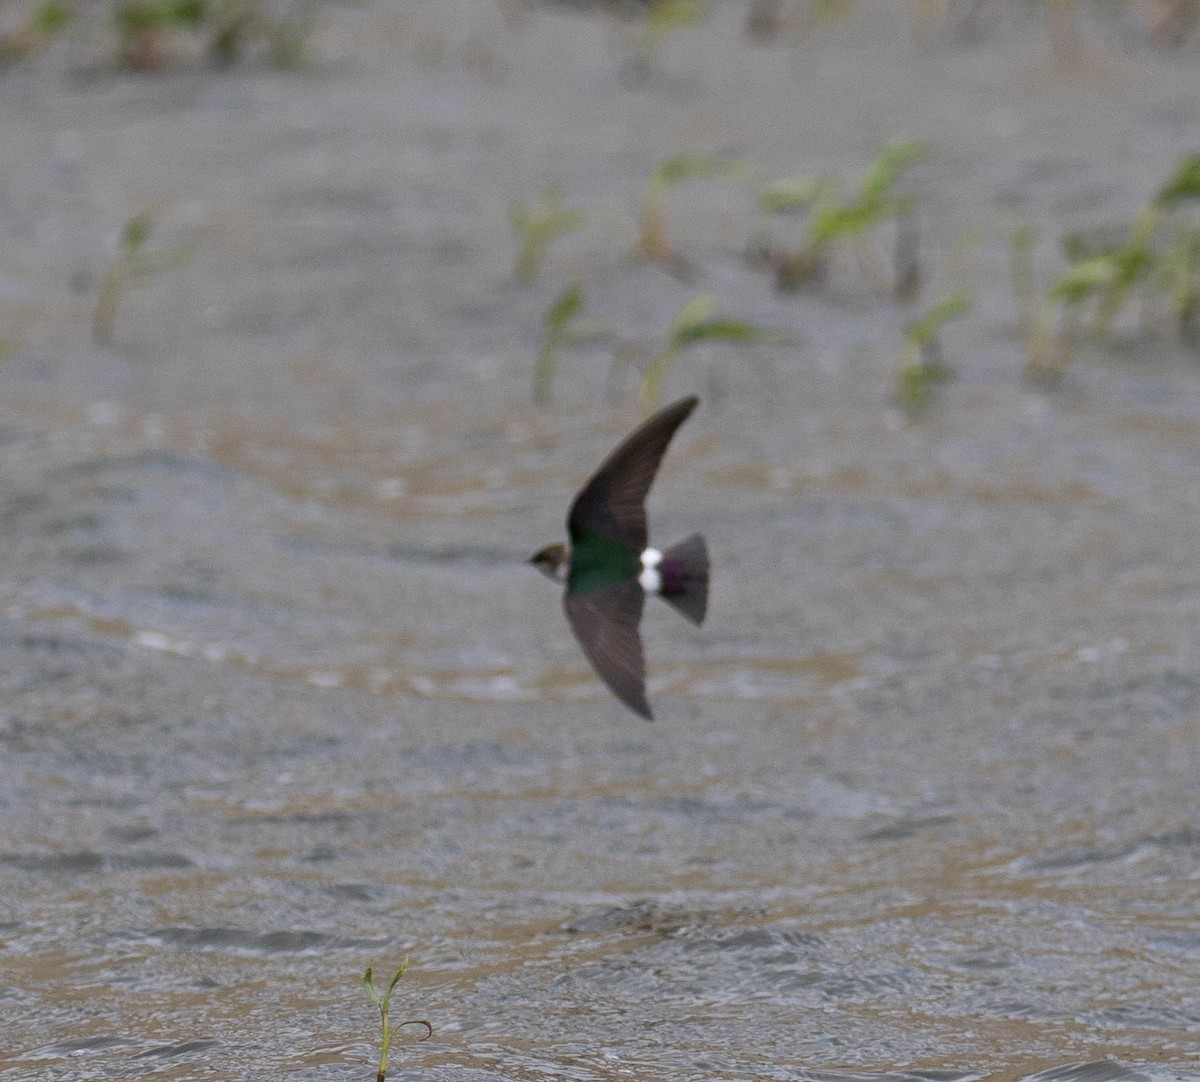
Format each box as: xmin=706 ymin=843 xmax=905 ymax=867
xmin=658 ymin=533 xmax=708 ymax=625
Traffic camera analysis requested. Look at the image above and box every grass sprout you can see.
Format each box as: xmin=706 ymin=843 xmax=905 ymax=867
xmin=113 ymin=0 xmax=324 ymax=70
xmin=757 ymin=139 xmax=929 ymax=294
xmin=0 ymin=0 xmax=70 ymax=65
xmin=510 ymin=185 xmax=589 ymax=285
xmin=1019 ymin=152 xmax=1200 ymax=382
xmin=896 ymin=292 xmax=969 ymax=413
xmin=363 ymin=960 xmax=432 ymax=1082
xmin=637 ymin=151 xmax=747 ymax=268
xmin=624 ymin=0 xmax=708 ymax=81
xmin=533 ymin=282 xmax=608 ymax=406
xmin=638 ymin=294 xmax=786 ymax=410
xmin=92 ymin=211 xmax=188 ymax=345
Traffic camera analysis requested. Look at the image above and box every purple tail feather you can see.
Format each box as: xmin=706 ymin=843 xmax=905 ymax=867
xmin=659 ymin=533 xmax=708 ymax=625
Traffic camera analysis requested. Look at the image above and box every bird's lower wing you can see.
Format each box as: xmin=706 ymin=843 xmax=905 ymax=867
xmin=563 ymin=580 xmax=651 ymax=720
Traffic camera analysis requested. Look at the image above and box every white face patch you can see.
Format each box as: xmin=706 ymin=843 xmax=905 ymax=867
xmin=641 ymin=548 xmax=662 ymax=569
xmin=638 ymin=566 xmax=662 ymax=594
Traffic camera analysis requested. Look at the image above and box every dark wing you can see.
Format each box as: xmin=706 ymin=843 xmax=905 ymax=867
xmin=563 ymin=579 xmax=651 ymax=720
xmin=567 ymin=396 xmax=698 ymax=555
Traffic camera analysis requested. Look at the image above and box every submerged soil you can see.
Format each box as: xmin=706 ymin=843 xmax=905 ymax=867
xmin=2 ymin=2 xmax=1200 ymax=1079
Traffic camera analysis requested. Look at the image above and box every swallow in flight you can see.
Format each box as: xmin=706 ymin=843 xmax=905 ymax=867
xmin=530 ymin=395 xmax=708 ymax=719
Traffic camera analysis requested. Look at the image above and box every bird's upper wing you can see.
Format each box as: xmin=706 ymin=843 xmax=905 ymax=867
xmin=563 ymin=579 xmax=651 ymax=720
xmin=566 ymin=396 xmax=698 ymax=555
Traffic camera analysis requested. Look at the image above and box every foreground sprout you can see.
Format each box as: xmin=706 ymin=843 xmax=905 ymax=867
xmin=363 ymin=959 xmax=432 ymax=1082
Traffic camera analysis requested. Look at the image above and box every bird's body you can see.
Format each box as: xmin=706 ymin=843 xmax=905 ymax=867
xmin=530 ymin=396 xmax=708 ymax=719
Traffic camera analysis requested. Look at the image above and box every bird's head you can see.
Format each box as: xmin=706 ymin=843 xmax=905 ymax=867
xmin=528 ymin=543 xmax=569 ymax=582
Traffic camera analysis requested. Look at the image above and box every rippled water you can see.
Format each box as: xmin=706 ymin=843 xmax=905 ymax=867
xmin=3 ymin=2 xmax=1200 ymax=1079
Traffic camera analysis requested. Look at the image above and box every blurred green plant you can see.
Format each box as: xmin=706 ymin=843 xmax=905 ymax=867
xmin=92 ymin=211 xmax=188 ymax=345
xmin=0 ymin=0 xmax=70 ymax=65
xmin=637 ymin=151 xmax=747 ymax=268
xmin=1153 ymin=152 xmax=1200 ymax=343
xmin=510 ymin=185 xmax=588 ymax=285
xmin=363 ymin=960 xmax=432 ymax=1082
xmin=533 ymin=282 xmax=608 ymax=406
xmin=642 ymin=0 xmax=707 ymax=48
xmin=115 ymin=0 xmax=203 ymax=69
xmin=757 ymin=139 xmax=930 ymax=295
xmin=1156 ymin=154 xmax=1200 ymax=207
xmin=895 ymin=292 xmax=969 ymax=414
xmin=113 ymin=0 xmax=323 ymax=70
xmin=1023 ymin=152 xmax=1200 ymax=382
xmin=637 ymin=294 xmax=786 ymax=410
xmin=266 ymin=3 xmax=317 ymax=68
xmin=623 ymin=0 xmax=708 ymax=82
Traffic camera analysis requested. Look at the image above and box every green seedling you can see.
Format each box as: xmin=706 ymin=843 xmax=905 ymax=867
xmin=1044 ymin=150 xmax=1200 ymax=344
xmin=1153 ymin=154 xmax=1200 ymax=340
xmin=623 ymin=0 xmax=707 ymax=81
xmin=1020 ymin=152 xmax=1200 ymax=382
xmin=533 ymin=282 xmax=608 ymax=406
xmin=0 ymin=0 xmax=70 ymax=65
xmin=1157 ymin=223 xmax=1200 ymax=343
xmin=1023 ymin=250 xmax=1114 ymax=385
xmin=509 ymin=185 xmax=588 ymax=285
xmin=1084 ymin=211 xmax=1157 ymax=336
xmin=857 ymin=138 xmax=930 ymax=206
xmin=267 ymin=2 xmax=317 ymax=68
xmin=92 ymin=212 xmax=188 ymax=346
xmin=206 ymin=0 xmax=261 ymax=66
xmin=1155 ymin=153 xmax=1200 ymax=208
xmin=893 ymin=209 xmax=922 ymax=303
xmin=1018 ymin=220 xmax=1131 ymax=383
xmin=1045 ymin=208 xmax=1158 ymax=339
xmin=641 ymin=0 xmax=707 ymax=49
xmin=114 ymin=0 xmax=205 ymax=69
xmin=757 ymin=139 xmax=929 ymax=294
xmin=896 ymin=292 xmax=968 ymax=413
xmin=757 ymin=176 xmax=835 ymax=217
xmin=1022 ymin=258 xmax=1105 ymax=385
xmin=637 ymin=151 xmax=747 ymax=267
xmin=113 ymin=0 xmax=326 ymax=70
xmin=1024 ymin=312 xmax=1071 ymax=386
xmin=637 ymin=294 xmax=786 ymax=410
xmin=363 ymin=961 xmax=432 ymax=1082
xmin=751 ymin=176 xmax=835 ymax=290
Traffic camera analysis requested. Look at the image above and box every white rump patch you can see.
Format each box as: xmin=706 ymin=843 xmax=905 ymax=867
xmin=639 ymin=548 xmax=663 ymax=594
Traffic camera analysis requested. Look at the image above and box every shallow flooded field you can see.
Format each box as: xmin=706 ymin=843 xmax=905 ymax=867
xmin=2 ymin=2 xmax=1200 ymax=1079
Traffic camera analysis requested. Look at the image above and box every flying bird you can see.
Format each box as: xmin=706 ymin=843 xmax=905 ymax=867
xmin=530 ymin=395 xmax=708 ymax=719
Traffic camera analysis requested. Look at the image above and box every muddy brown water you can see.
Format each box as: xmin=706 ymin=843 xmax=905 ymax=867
xmin=3 ymin=2 xmax=1200 ymax=1079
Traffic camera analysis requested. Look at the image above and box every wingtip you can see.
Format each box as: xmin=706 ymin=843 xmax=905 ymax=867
xmin=671 ymin=394 xmax=700 ymax=418
xmin=621 ymin=689 xmax=654 ymax=721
